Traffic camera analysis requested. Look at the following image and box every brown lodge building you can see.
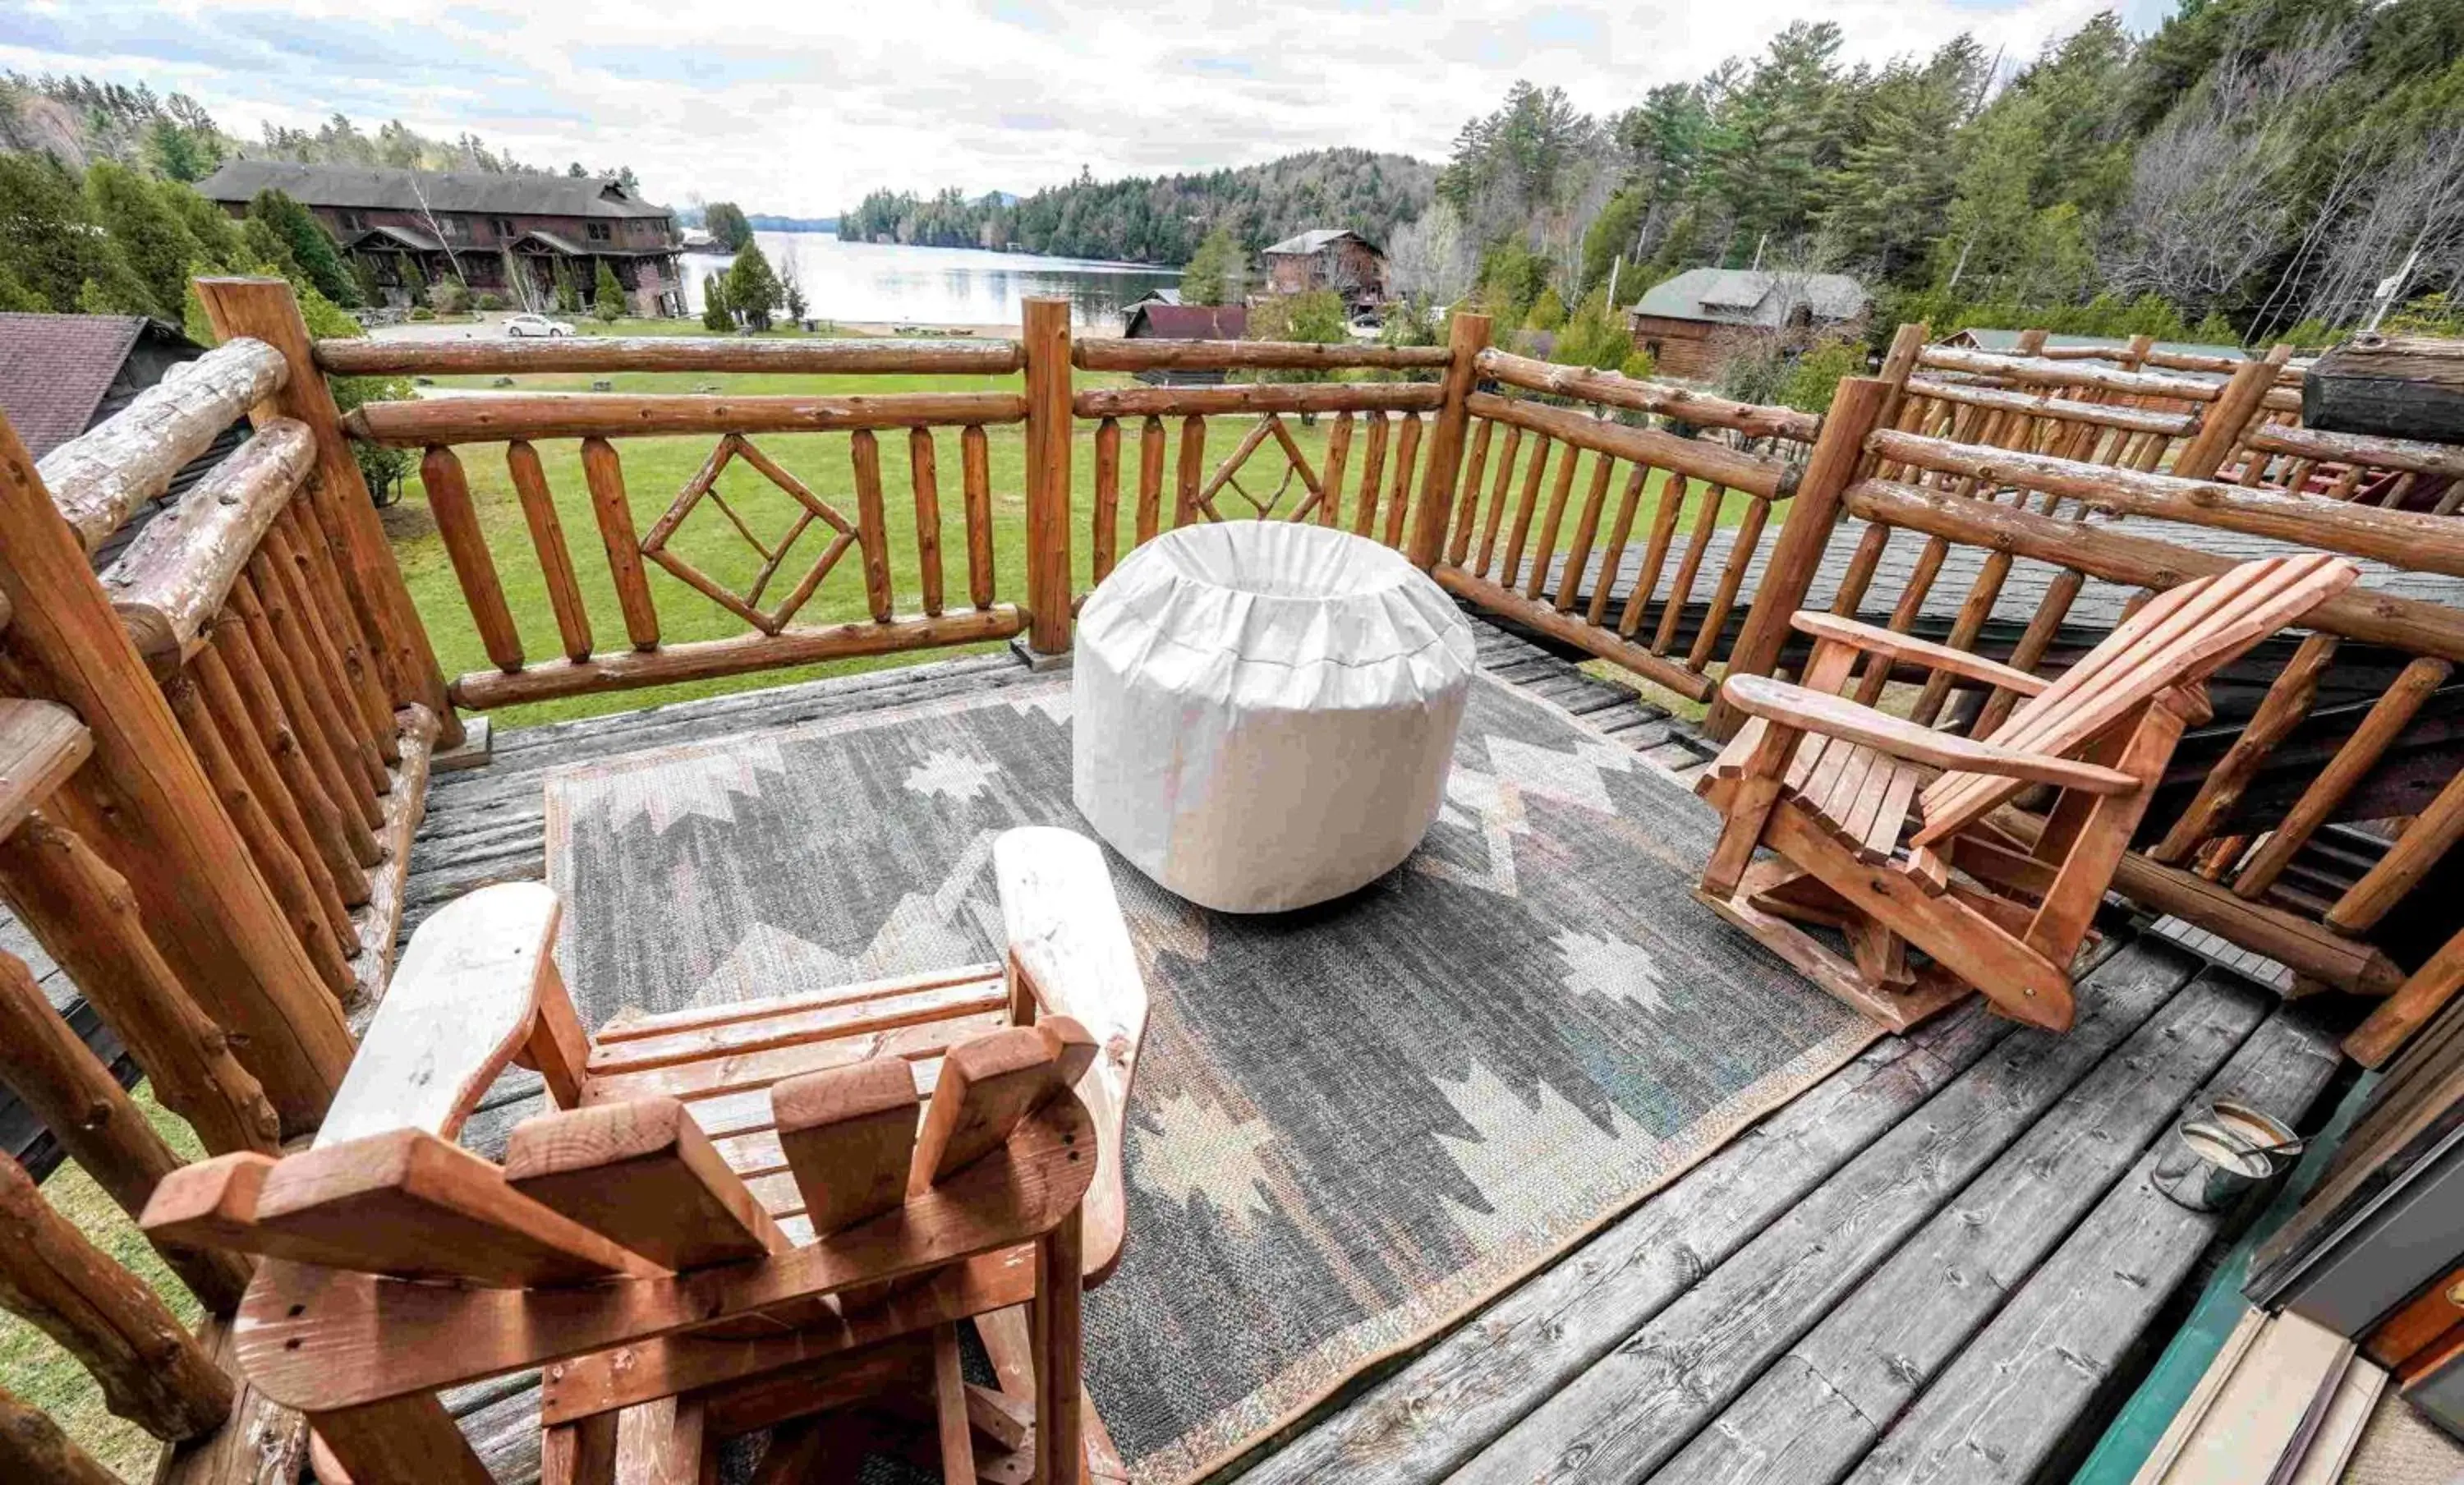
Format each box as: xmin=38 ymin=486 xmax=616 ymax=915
xmin=195 ymin=160 xmax=687 ymax=317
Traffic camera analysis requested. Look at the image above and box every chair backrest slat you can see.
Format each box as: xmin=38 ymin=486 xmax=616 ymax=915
xmin=1915 ymin=553 xmax=2357 ymax=846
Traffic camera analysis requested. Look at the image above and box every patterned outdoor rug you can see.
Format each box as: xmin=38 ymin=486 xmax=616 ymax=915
xmin=543 ymin=674 xmax=1877 ymax=1483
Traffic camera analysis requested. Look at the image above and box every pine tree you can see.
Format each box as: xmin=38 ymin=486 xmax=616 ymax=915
xmin=1179 ymin=227 xmax=1242 ymax=306
xmin=704 ymin=203 xmax=755 ymax=253
xmin=724 ymin=242 xmax=781 ymax=330
xmin=0 ymin=154 xmax=159 ymax=315
xmin=85 ymin=161 xmax=205 ymax=318
xmin=593 ymin=261 xmax=625 ymax=321
xmin=247 ymin=189 xmax=358 ymax=306
xmin=701 ymin=274 xmax=733 ymax=331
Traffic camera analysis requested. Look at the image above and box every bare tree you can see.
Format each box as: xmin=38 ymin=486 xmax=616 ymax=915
xmin=1386 ymin=203 xmax=1479 ymax=306
xmin=2099 ymin=16 xmax=2357 ymax=312
xmin=2294 ymin=127 xmax=2464 ymax=329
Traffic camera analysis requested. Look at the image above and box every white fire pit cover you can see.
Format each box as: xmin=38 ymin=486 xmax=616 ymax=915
xmin=1072 ymin=521 xmax=1477 ymax=913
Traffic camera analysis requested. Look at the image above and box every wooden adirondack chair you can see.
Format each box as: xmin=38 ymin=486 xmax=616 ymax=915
xmin=1695 ymin=553 xmax=2359 ymax=1033
xmin=141 ymin=825 xmax=1147 ymax=1485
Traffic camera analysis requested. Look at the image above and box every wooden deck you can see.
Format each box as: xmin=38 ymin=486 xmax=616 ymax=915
xmin=386 ymin=623 xmax=2348 ymax=1483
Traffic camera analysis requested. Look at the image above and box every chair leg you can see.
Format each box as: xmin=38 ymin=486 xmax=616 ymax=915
xmin=932 ymin=1323 xmax=980 ymax=1485
xmin=1034 ymin=1209 xmax=1084 ymax=1485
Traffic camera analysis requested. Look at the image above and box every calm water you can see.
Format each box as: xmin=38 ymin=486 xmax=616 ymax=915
xmin=678 ymin=231 xmax=1182 ymax=329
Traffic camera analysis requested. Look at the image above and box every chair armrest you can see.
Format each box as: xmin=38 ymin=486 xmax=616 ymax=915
xmin=316 ymin=882 xmax=569 ymax=1149
xmin=995 ymin=826 xmax=1147 ymax=1287
xmin=1721 ymin=674 xmax=2139 ymax=794
xmin=1791 ymin=612 xmax=2048 ymax=696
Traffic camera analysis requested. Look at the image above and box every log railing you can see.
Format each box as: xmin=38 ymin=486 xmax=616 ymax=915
xmin=330 ymin=338 xmax=1037 ymax=708
xmin=0 ymin=278 xmax=460 ymax=1479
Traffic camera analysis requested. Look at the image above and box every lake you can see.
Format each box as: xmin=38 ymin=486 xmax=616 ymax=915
xmin=678 ymin=232 xmax=1183 ymax=330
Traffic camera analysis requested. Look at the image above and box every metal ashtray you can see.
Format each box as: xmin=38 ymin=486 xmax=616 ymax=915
xmin=2152 ymin=1097 xmax=2305 ymax=1212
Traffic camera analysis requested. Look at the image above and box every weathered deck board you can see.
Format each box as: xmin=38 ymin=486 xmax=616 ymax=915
xmin=1841 ymin=1000 xmax=2342 ymax=1485
xmin=1231 ymin=1003 xmax=2012 ymax=1485
xmin=1646 ymin=968 xmax=2273 ymax=1483
xmin=1447 ymin=940 xmax=2204 ymax=1484
xmin=374 ymin=625 xmax=2335 ymax=1485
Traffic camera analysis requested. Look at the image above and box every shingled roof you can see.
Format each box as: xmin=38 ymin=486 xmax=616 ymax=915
xmin=195 ymin=160 xmax=673 ymax=220
xmin=0 ymin=312 xmax=152 ymax=459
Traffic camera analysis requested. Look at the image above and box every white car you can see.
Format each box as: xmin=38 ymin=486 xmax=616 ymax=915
xmin=504 ymin=314 xmax=575 ymax=338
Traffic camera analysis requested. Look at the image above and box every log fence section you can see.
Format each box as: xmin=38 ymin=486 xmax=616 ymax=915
xmin=0 ymin=281 xmax=468 ymax=1485
xmin=340 ymin=334 xmax=1038 ymax=704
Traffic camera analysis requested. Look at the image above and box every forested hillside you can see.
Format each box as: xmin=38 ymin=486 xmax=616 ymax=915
xmin=1409 ymin=0 xmax=2464 ymax=347
xmin=0 ymin=73 xmax=638 ymax=186
xmin=838 ymin=148 xmax=1437 ymax=264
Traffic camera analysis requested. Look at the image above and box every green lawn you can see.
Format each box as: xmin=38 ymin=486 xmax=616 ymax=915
xmin=387 ymin=320 xmax=1756 ymax=730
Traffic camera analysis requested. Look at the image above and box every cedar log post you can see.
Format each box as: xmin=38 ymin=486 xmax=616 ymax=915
xmin=0 ymin=811 xmax=281 ymax=1160
xmin=0 ymin=948 xmax=253 ymax=1312
xmin=1408 ymin=311 xmax=1492 ymax=569
xmin=0 ymin=1150 xmax=234 ymax=1441
xmin=192 ymin=278 xmax=464 ymax=749
xmin=1021 ymin=298 xmax=1074 ymax=657
xmin=1703 ymin=375 xmax=1892 ymax=741
xmin=0 ymin=412 xmax=351 ymax=1131
xmin=2174 ymin=350 xmax=2287 ymax=480
xmin=0 ymin=1381 xmax=124 ymax=1485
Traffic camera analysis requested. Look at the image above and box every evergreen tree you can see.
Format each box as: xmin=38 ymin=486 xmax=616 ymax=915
xmin=724 ymin=242 xmax=782 ymax=329
xmin=159 ymin=178 xmax=245 ymax=269
xmin=704 ymin=203 xmax=755 ymax=253
xmin=553 ymin=260 xmax=579 ymax=314
xmin=1179 ymin=227 xmax=1242 ymax=305
xmin=247 ymin=189 xmax=358 ymax=306
xmin=0 ymin=261 xmax=46 ymax=313
xmin=701 ymin=274 xmax=733 ymax=331
xmin=1579 ymin=186 xmax=1647 ymax=295
xmin=85 ymin=161 xmax=206 ymax=318
xmin=1818 ymin=37 xmax=1988 ymax=280
xmin=593 ymin=261 xmax=625 ymax=321
xmin=0 ymin=154 xmax=155 ymax=315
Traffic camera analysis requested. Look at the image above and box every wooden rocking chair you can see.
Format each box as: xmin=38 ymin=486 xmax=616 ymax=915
xmin=141 ymin=825 xmax=1147 ymax=1485
xmin=1694 ymin=553 xmax=2359 ymax=1033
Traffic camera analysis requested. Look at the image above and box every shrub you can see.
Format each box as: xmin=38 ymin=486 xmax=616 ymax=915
xmin=592 ymin=262 xmax=624 ymax=322
xmin=1619 ymin=347 xmax=1657 ymax=381
xmin=409 ymin=305 xmax=434 ymax=320
xmin=1777 ymin=336 xmax=1868 ymax=414
xmin=475 ymin=292 xmax=505 ymax=310
xmin=1525 ymin=286 xmax=1567 ymax=333
xmin=429 ymin=277 xmax=471 ymax=315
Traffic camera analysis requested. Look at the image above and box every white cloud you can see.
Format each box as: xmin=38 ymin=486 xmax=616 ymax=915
xmin=1 ymin=0 xmax=2167 ymax=215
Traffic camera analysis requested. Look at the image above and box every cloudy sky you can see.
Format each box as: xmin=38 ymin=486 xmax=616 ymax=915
xmin=4 ymin=0 xmax=2177 ymax=215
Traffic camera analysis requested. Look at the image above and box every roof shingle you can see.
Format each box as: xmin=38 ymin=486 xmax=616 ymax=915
xmin=0 ymin=313 xmax=148 ymax=459
xmin=195 ymin=160 xmax=673 ymax=221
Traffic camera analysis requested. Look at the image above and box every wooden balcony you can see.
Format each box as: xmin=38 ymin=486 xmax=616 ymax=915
xmin=0 ymin=283 xmax=2457 ymax=1483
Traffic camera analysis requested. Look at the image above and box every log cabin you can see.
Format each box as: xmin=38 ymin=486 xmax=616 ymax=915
xmin=1625 ymin=265 xmax=1869 ymax=379
xmin=194 ymin=161 xmax=687 ymax=317
xmin=1261 ymin=228 xmax=1386 ymax=314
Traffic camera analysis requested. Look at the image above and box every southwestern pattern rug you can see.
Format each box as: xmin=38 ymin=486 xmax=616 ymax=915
xmin=543 ymin=674 xmax=1877 ymax=1482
